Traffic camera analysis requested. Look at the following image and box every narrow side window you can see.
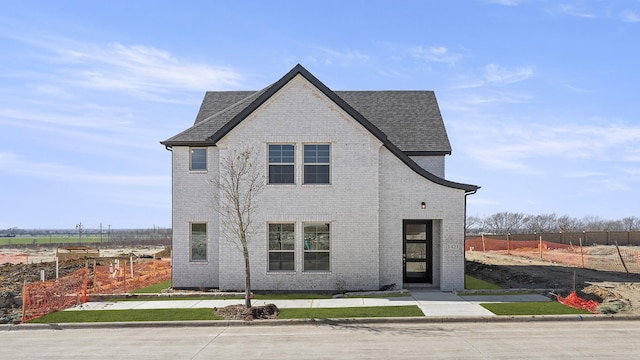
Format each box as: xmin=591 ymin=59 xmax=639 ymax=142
xmin=190 ymin=223 xmax=207 ymax=261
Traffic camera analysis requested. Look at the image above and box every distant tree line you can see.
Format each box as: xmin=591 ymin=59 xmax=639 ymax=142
xmin=467 ymin=213 xmax=640 ymax=235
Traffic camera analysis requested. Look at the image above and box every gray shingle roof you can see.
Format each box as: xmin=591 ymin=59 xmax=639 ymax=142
xmin=161 ymin=64 xmax=477 ymax=192
xmin=163 ymin=89 xmax=451 ymax=154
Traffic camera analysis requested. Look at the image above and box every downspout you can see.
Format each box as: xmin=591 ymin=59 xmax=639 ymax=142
xmin=463 ymin=188 xmax=478 ymax=290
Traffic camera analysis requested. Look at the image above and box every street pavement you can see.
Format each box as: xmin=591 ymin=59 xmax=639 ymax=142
xmin=4 ymin=321 xmax=640 ymax=359
xmin=64 ymin=289 xmax=551 ymax=318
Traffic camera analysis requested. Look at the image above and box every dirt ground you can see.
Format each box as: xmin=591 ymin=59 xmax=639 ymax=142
xmin=3 ymin=245 xmax=639 ymax=322
xmin=0 ymin=245 xmax=168 ymax=323
xmin=466 ymin=250 xmax=640 ymax=315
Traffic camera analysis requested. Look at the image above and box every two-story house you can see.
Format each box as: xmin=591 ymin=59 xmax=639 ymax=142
xmin=161 ymin=64 xmax=478 ymax=292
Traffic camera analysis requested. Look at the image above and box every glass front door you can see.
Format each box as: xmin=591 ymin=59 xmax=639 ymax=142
xmin=403 ymin=220 xmax=432 ymax=283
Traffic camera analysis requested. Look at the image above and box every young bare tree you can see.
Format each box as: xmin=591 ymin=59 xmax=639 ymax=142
xmin=214 ymin=146 xmax=264 ymax=308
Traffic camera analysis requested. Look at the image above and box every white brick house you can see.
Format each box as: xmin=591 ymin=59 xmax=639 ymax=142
xmin=161 ymin=65 xmax=478 ymax=292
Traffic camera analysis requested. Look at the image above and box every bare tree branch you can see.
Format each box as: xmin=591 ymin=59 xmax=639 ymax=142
xmin=211 ymin=145 xmax=265 ymax=307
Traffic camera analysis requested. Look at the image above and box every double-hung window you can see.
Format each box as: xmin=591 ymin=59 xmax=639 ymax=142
xmin=268 ymin=223 xmax=295 ymax=271
xmin=190 ymin=223 xmax=207 ymax=261
xmin=303 ymin=223 xmax=330 ymax=271
xmin=190 ymin=148 xmax=207 ymax=171
xmin=268 ymin=144 xmax=295 ymax=184
xmin=303 ymin=144 xmax=330 ymax=184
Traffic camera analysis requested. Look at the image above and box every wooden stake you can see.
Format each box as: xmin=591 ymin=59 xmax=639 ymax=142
xmin=539 ymin=236 xmax=543 ymax=260
xmin=614 ymin=240 xmax=630 ymax=274
xmin=21 ymin=280 xmax=27 ymax=323
xmin=579 ymin=237 xmax=585 ymax=268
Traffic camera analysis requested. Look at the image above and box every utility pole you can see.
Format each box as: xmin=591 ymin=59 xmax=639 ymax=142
xmin=76 ymin=222 xmax=83 ymax=244
xmin=108 ymin=224 xmax=111 ymax=243
xmin=100 ymin=223 xmax=103 ymax=243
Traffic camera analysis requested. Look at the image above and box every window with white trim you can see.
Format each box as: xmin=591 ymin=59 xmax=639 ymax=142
xmin=190 ymin=148 xmax=207 ymax=171
xmin=303 ymin=223 xmax=330 ymax=271
xmin=303 ymin=144 xmax=330 ymax=184
xmin=268 ymin=144 xmax=295 ymax=184
xmin=190 ymin=223 xmax=207 ymax=261
xmin=268 ymin=223 xmax=295 ymax=271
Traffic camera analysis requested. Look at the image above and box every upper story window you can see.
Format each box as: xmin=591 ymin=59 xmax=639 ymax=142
xmin=268 ymin=144 xmax=295 ymax=184
xmin=303 ymin=144 xmax=330 ymax=184
xmin=190 ymin=148 xmax=207 ymax=171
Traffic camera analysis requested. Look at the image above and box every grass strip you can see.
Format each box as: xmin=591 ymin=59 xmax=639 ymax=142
xmin=29 ymin=305 xmax=423 ymax=323
xmin=29 ymin=308 xmax=222 ymax=323
xmin=465 ymin=275 xmax=502 ymax=290
xmin=481 ymin=302 xmax=591 ymax=315
xmin=279 ymin=306 xmax=423 ymax=319
xmin=344 ymin=293 xmax=411 ymax=299
xmin=132 ymin=281 xmax=172 ymax=294
xmin=460 ymin=291 xmax=539 ymax=296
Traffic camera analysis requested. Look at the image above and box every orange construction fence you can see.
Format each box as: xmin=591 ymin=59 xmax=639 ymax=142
xmin=466 ymin=236 xmax=640 ymax=274
xmin=557 ymin=291 xmax=600 ymax=314
xmin=22 ymin=268 xmax=88 ymax=322
xmin=90 ymin=259 xmax=171 ymax=294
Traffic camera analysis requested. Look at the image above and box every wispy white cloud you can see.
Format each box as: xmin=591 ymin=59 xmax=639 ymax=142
xmin=564 ymin=171 xmax=607 ymax=178
xmin=620 ymin=9 xmax=640 ymax=23
xmin=411 ymin=46 xmax=461 ymax=64
xmin=310 ymin=47 xmax=370 ymax=66
xmin=8 ymin=34 xmax=243 ymax=100
xmin=485 ymin=0 xmax=525 ymax=5
xmin=0 ymin=152 xmax=169 ymax=186
xmin=484 ymin=63 xmax=534 ymax=85
xmin=557 ymin=4 xmax=597 ymax=19
xmin=449 ymin=120 xmax=640 ymax=174
xmin=57 ymin=42 xmax=242 ymax=94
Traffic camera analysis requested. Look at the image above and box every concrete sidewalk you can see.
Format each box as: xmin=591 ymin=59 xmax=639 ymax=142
xmin=66 ymin=290 xmax=551 ymax=318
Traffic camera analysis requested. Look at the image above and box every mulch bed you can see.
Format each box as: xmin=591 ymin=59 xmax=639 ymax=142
xmin=214 ymin=303 xmax=280 ymax=321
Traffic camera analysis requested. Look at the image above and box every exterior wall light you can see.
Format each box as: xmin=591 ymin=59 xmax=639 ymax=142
xmin=421 ymin=202 xmax=426 ymax=209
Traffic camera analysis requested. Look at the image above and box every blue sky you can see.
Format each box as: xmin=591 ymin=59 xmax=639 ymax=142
xmin=1 ymin=0 xmax=639 ymax=229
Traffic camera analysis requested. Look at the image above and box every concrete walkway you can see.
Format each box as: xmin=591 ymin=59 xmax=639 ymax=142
xmin=66 ymin=290 xmax=551 ymax=318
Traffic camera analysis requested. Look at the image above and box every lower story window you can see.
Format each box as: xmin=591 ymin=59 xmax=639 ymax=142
xmin=190 ymin=223 xmax=207 ymax=261
xmin=303 ymin=223 xmax=330 ymax=271
xmin=268 ymin=223 xmax=295 ymax=271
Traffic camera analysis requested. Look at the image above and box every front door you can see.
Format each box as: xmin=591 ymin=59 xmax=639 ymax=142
xmin=403 ymin=220 xmax=433 ymax=283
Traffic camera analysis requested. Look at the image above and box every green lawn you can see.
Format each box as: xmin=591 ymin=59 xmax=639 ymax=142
xmin=29 ymin=305 xmax=423 ymax=323
xmin=132 ymin=281 xmax=172 ymax=294
xmin=279 ymin=306 xmax=423 ymax=319
xmin=481 ymin=302 xmax=591 ymax=315
xmin=29 ymin=308 xmax=222 ymax=323
xmin=0 ymin=235 xmax=108 ymax=246
xmin=465 ymin=275 xmax=501 ymax=290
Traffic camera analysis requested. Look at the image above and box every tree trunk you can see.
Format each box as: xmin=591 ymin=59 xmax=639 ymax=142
xmin=243 ymin=240 xmax=252 ymax=308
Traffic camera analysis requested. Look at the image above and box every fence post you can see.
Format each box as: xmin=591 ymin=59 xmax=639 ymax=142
xmin=21 ymin=281 xmax=27 ymax=323
xmin=614 ymin=240 xmax=629 ymax=274
xmin=481 ymin=233 xmax=486 ymax=252
xmin=579 ymin=237 xmax=585 ymax=268
xmin=539 ymin=236 xmax=543 ymax=260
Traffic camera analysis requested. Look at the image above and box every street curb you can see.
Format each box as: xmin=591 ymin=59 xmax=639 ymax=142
xmin=4 ymin=314 xmax=640 ymax=331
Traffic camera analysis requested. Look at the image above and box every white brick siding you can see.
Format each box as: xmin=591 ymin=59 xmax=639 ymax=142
xmin=170 ymin=74 xmax=468 ymax=291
